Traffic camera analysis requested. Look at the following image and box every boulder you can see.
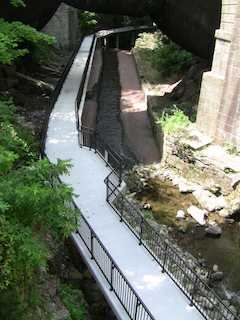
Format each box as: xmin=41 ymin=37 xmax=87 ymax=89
xmin=193 ymin=189 xmax=227 ymax=212
xmin=176 ymin=210 xmax=186 ymax=219
xmin=187 ymin=206 xmax=207 ymax=226
xmin=211 ymin=271 xmax=223 ymax=281
xmin=205 ymin=225 xmax=222 ymax=237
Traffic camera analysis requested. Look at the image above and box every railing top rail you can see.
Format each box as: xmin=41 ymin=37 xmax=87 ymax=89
xmin=96 ymin=25 xmax=157 ymax=38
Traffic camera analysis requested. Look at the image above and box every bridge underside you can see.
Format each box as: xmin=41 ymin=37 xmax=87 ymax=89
xmin=1 ymin=0 xmax=221 ymax=59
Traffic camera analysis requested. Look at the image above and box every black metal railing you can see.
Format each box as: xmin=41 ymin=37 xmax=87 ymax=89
xmin=78 ymin=125 xmax=123 ymax=184
xmin=76 ymin=214 xmax=154 ymax=320
xmin=75 ymin=35 xmax=96 ymax=131
xmin=104 ymin=170 xmax=239 ymax=320
xmin=40 ymin=38 xmax=84 ymax=158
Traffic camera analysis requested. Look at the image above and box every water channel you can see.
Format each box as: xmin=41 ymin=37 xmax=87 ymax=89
xmin=95 ymin=48 xmax=240 ymax=311
xmin=96 ymin=49 xmax=137 ymax=167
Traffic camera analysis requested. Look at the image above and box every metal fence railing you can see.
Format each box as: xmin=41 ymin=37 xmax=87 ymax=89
xmin=40 ymin=38 xmax=83 ymax=158
xmin=76 ymin=214 xmax=154 ymax=320
xmin=104 ymin=169 xmax=239 ymax=320
xmin=78 ymin=125 xmax=123 ymax=184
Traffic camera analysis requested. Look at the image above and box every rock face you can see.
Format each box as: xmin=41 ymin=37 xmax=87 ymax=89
xmin=1 ymin=0 xmax=221 ymax=58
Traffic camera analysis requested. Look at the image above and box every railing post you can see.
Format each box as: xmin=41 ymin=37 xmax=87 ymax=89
xmin=118 ymin=162 xmax=122 ymax=186
xmin=189 ymin=274 xmax=198 ymax=306
xmin=134 ymin=298 xmax=140 ymax=320
xmin=94 ymin=130 xmax=97 ymax=152
xmin=110 ymin=261 xmax=114 ymax=291
xmin=139 ymin=216 xmax=144 ymax=245
xmin=162 ymin=242 xmax=168 ymax=273
xmin=91 ymin=231 xmax=94 ymax=260
xmin=106 ymin=177 xmax=109 ymax=202
xmin=120 ymin=194 xmax=124 ymax=222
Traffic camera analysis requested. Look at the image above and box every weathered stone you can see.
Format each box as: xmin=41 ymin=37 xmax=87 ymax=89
xmin=231 ymin=198 xmax=240 ymax=213
xmin=211 ymin=271 xmax=224 ymax=281
xmin=52 ymin=309 xmax=71 ymax=320
xmin=179 ymin=225 xmax=188 ymax=233
xmin=68 ymin=265 xmax=83 ymax=281
xmin=213 ymin=264 xmax=218 ymax=272
xmin=187 ymin=206 xmax=207 ymax=226
xmin=176 ymin=210 xmax=186 ymax=219
xmin=205 ymin=225 xmax=222 ymax=236
xmin=179 ymin=182 xmax=188 ymax=193
xmin=231 ymin=173 xmax=240 ymax=189
xmin=193 ymin=189 xmax=227 ymax=212
xmin=219 ymin=208 xmax=231 ymax=218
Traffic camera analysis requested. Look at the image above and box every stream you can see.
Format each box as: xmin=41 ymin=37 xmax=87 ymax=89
xmin=136 ymin=177 xmax=240 ymax=309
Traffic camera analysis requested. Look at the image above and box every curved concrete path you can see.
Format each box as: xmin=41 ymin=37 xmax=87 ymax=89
xmin=45 ymin=36 xmax=204 ymax=320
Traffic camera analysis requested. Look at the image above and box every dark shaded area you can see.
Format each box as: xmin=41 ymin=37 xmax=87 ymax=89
xmin=1 ymin=0 xmax=61 ymax=30
xmin=1 ymin=0 xmax=221 ymax=59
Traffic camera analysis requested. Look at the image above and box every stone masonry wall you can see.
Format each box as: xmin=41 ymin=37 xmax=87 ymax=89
xmin=196 ymin=0 xmax=240 ymax=150
xmin=215 ymin=2 xmax=240 ymax=147
xmin=162 ymin=129 xmax=235 ymax=196
xmin=41 ymin=3 xmax=79 ymax=50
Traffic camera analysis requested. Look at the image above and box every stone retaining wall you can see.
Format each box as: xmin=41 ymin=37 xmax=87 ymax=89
xmin=149 ymin=96 xmax=240 ymax=198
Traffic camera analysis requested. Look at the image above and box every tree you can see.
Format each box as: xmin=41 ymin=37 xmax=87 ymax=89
xmin=0 ymin=0 xmax=56 ymax=65
xmin=0 ymin=95 xmax=80 ymax=292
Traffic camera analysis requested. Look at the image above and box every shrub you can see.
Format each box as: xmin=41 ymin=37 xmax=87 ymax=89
xmin=59 ymin=283 xmax=88 ymax=320
xmin=155 ymin=105 xmax=189 ymax=133
xmin=151 ymin=40 xmax=195 ymax=79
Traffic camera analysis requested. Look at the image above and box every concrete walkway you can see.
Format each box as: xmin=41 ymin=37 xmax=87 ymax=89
xmin=45 ymin=36 xmax=204 ymax=320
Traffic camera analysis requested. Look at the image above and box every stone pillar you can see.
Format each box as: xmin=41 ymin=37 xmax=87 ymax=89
xmin=41 ymin=3 xmax=78 ymax=50
xmin=215 ymin=2 xmax=240 ymax=147
xmin=196 ymin=0 xmax=240 ymax=149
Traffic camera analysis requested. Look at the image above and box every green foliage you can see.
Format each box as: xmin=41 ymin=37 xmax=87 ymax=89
xmin=135 ymin=31 xmax=195 ymax=80
xmin=28 ymin=286 xmax=42 ymax=308
xmin=0 ymin=94 xmax=37 ymax=173
xmin=78 ymin=10 xmax=100 ymax=34
xmin=0 ymin=96 xmax=81 ymax=291
xmin=0 ymin=18 xmax=56 ymax=65
xmin=10 ymin=0 xmax=26 ymax=7
xmin=155 ymin=105 xmax=189 ymax=133
xmin=151 ymin=39 xmax=195 ymax=79
xmin=224 ymin=141 xmax=239 ymax=155
xmin=59 ymin=283 xmax=88 ymax=320
xmin=142 ymin=209 xmax=153 ymax=220
xmin=123 ymin=15 xmax=152 ymax=27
